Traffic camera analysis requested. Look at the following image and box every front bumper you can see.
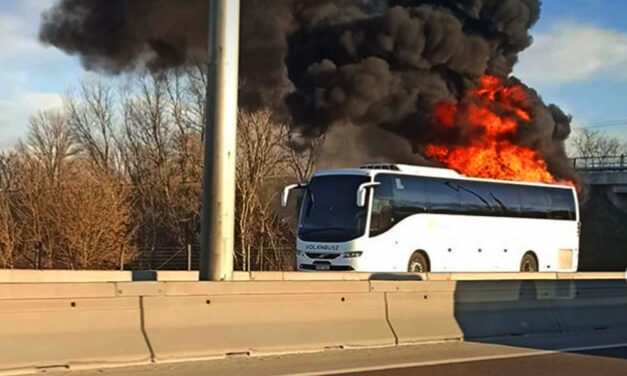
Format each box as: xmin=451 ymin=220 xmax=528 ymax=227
xmin=298 ymin=263 xmax=355 ymax=271
xmin=296 ymin=254 xmax=360 ymax=271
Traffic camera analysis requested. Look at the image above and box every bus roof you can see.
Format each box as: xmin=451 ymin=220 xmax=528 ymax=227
xmin=312 ymin=163 xmax=575 ymax=190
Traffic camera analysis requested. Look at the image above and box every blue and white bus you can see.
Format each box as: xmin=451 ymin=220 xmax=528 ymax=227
xmin=282 ymin=164 xmax=579 ymax=273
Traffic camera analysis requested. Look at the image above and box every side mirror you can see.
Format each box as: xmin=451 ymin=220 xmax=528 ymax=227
xmin=356 ymin=182 xmax=380 ymax=207
xmin=281 ymin=183 xmax=307 ymax=207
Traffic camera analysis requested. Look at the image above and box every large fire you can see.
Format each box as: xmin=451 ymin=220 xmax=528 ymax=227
xmin=426 ymin=75 xmax=558 ymax=184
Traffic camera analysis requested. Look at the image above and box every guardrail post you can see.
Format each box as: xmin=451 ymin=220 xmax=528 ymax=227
xmin=36 ymin=243 xmax=42 ymax=270
xmin=120 ymin=245 xmax=125 ymax=271
xmin=247 ymin=248 xmax=251 ymax=273
xmin=187 ymin=244 xmax=192 ymax=271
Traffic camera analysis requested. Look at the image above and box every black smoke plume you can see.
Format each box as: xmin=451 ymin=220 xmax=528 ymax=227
xmin=39 ymin=0 xmax=576 ymax=181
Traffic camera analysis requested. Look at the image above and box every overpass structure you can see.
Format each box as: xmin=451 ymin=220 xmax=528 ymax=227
xmin=573 ymin=155 xmax=627 ymax=211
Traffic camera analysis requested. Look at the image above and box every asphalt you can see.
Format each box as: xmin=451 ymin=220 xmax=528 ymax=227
xmin=65 ymin=330 xmax=627 ymax=376
xmin=339 ymin=346 xmax=627 ymax=376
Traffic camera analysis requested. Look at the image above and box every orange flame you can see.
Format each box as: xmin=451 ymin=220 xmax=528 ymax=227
xmin=426 ymin=75 xmax=559 ymax=184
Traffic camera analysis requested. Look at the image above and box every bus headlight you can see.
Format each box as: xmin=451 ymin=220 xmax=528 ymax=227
xmin=297 ymin=250 xmax=305 ymax=257
xmin=343 ymin=251 xmax=363 ymax=258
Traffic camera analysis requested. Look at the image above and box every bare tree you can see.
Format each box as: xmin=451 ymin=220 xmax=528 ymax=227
xmin=0 ymin=152 xmax=19 ymax=192
xmin=1 ymin=68 xmax=327 ymax=271
xmin=118 ymin=71 xmax=205 ymax=266
xmin=164 ymin=67 xmax=205 ymax=246
xmin=119 ymin=73 xmax=174 ymax=256
xmin=52 ymin=165 xmax=135 ymax=269
xmin=66 ymin=77 xmax=118 ymax=171
xmin=235 ymin=109 xmax=294 ymax=271
xmin=0 ymin=193 xmax=18 ymax=268
xmin=24 ymin=110 xmax=78 ymax=184
xmin=0 ymin=152 xmax=21 ymax=268
xmin=282 ymin=131 xmax=326 ymax=182
xmin=1 ymin=109 xmax=136 ymax=270
xmin=0 ymin=154 xmax=17 ymax=267
xmin=10 ymin=113 xmax=76 ymax=268
xmin=570 ymin=129 xmax=627 ymax=159
xmin=166 ymin=65 xmax=207 ymax=135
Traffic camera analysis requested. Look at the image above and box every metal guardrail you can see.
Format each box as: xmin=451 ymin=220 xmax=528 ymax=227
xmin=571 ymin=155 xmax=626 ymax=172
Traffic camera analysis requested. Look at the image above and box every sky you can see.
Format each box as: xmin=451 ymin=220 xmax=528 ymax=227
xmin=0 ymin=0 xmax=80 ymax=148
xmin=515 ymin=0 xmax=627 ymax=139
xmin=0 ymin=0 xmax=626 ymax=148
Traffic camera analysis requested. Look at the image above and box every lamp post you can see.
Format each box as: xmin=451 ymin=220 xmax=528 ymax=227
xmin=199 ymin=0 xmax=241 ymax=281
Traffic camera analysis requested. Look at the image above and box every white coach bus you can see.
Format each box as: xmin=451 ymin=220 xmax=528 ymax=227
xmin=282 ymin=164 xmax=579 ymax=273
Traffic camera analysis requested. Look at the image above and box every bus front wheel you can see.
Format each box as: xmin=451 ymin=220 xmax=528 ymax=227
xmin=408 ymin=252 xmax=429 ymax=273
xmin=520 ymin=253 xmax=538 ymax=272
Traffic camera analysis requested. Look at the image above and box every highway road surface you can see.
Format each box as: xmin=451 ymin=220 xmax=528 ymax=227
xmin=68 ymin=330 xmax=627 ymax=376
xmin=337 ymin=347 xmax=627 ymax=376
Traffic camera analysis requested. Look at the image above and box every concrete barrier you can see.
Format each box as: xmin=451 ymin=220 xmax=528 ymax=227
xmin=550 ymin=280 xmax=627 ymax=332
xmin=0 ymin=270 xmax=202 ymax=283
xmin=372 ymin=281 xmax=463 ymax=343
xmin=232 ymin=271 xmax=377 ymax=281
xmin=163 ymin=280 xmax=370 ymax=295
xmin=0 ymin=274 xmax=625 ymax=374
xmin=129 ymin=271 xmax=200 ymax=282
xmin=0 ymin=270 xmax=133 ymax=283
xmin=143 ymin=281 xmax=395 ymax=361
xmin=0 ymin=284 xmax=150 ymax=374
xmin=375 ymin=280 xmax=563 ymax=343
xmin=231 ymin=271 xmax=626 ymax=282
xmin=380 ymin=279 xmax=627 ymax=343
xmin=450 ymin=280 xmax=562 ymax=339
xmin=1 ymin=271 xmax=623 ymax=283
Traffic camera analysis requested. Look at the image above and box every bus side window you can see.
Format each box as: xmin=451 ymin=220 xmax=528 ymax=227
xmin=370 ymin=174 xmax=428 ymax=236
xmin=458 ymin=182 xmax=494 ymax=216
xmin=370 ymin=175 xmax=395 ymax=236
xmin=394 ymin=176 xmax=427 ymax=220
xmin=425 ymin=179 xmax=459 ymax=214
xmin=519 ymin=186 xmax=550 ymax=219
xmin=489 ymin=184 xmax=521 ymax=217
xmin=547 ymin=188 xmax=575 ymax=220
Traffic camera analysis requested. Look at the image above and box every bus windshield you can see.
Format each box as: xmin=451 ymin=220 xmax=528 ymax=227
xmin=298 ymin=175 xmax=370 ymax=242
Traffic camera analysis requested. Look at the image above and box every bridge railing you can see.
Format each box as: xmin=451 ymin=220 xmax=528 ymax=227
xmin=571 ymin=154 xmax=626 ymax=172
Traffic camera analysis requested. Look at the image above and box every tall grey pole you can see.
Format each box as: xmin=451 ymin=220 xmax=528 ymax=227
xmin=200 ymin=0 xmax=240 ymax=281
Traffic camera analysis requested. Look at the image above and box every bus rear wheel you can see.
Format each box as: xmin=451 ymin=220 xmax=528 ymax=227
xmin=408 ymin=252 xmax=429 ymax=273
xmin=520 ymin=253 xmax=538 ymax=272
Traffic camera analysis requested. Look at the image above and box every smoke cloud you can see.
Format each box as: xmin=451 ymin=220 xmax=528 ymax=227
xmin=39 ymin=0 xmax=576 ymax=181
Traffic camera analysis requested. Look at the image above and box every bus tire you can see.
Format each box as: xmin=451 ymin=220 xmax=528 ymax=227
xmin=408 ymin=252 xmax=430 ymax=273
xmin=520 ymin=252 xmax=538 ymax=272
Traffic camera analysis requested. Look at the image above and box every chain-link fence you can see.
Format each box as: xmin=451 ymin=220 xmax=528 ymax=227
xmin=124 ymin=245 xmax=200 ymax=271
xmin=233 ymin=247 xmax=296 ymax=272
xmin=124 ymin=245 xmax=296 ymax=271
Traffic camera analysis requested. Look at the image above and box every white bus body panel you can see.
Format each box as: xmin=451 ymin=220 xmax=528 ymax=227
xmin=296 ymin=165 xmax=579 ymax=273
xmin=297 ymin=214 xmax=578 ymax=272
